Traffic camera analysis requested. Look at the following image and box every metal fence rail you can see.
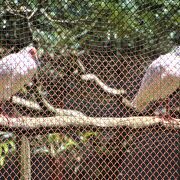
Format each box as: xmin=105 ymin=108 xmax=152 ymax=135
xmin=0 ymin=0 xmax=179 ymax=179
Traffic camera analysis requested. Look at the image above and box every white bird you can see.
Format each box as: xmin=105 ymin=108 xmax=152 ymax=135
xmin=132 ymin=46 xmax=180 ymax=112
xmin=0 ymin=46 xmax=38 ymax=116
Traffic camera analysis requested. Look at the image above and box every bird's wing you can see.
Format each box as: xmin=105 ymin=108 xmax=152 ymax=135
xmin=0 ymin=53 xmax=37 ymax=75
xmin=0 ymin=53 xmax=29 ymax=100
xmin=0 ymin=54 xmax=18 ymax=100
xmin=132 ymin=60 xmax=164 ymax=111
xmin=141 ymin=62 xmax=164 ymax=89
xmin=132 ymin=51 xmax=180 ymax=112
xmin=0 ymin=54 xmax=21 ymax=73
xmin=0 ymin=50 xmax=37 ymax=100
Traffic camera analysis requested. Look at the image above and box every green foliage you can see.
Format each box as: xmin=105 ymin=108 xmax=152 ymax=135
xmin=32 ymin=132 xmax=97 ymax=157
xmin=0 ymin=132 xmax=16 ymax=167
xmin=0 ymin=0 xmax=179 ymax=54
xmin=31 ymin=129 xmax=131 ymax=157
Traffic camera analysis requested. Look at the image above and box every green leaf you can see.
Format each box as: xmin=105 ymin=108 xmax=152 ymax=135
xmin=0 ymin=156 xmax=5 ymax=166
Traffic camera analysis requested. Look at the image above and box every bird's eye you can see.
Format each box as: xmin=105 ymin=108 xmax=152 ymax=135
xmin=29 ymin=48 xmax=36 ymax=56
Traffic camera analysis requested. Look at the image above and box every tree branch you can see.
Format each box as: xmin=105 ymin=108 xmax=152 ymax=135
xmin=2 ymin=93 xmax=179 ymax=130
xmin=0 ymin=115 xmax=179 ymax=129
xmin=81 ymin=74 xmax=126 ymax=95
xmin=12 ymin=96 xmax=86 ymax=117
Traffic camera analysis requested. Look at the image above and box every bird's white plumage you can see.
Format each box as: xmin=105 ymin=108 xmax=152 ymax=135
xmin=0 ymin=47 xmax=38 ymax=101
xmin=132 ymin=47 xmax=180 ymax=111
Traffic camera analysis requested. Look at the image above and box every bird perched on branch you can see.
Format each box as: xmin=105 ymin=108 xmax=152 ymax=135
xmin=132 ymin=46 xmax=180 ymax=113
xmin=0 ymin=46 xmax=38 ymax=117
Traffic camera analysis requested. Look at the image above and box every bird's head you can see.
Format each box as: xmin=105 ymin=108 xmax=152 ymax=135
xmin=20 ymin=46 xmax=40 ymax=66
xmin=20 ymin=46 xmax=38 ymax=60
xmin=28 ymin=47 xmax=38 ymax=60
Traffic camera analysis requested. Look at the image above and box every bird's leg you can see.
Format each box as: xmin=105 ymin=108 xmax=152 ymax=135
xmin=154 ymin=99 xmax=164 ymax=117
xmin=154 ymin=98 xmax=173 ymax=121
xmin=165 ymin=97 xmax=170 ymax=118
xmin=164 ymin=97 xmax=177 ymax=118
xmin=0 ymin=102 xmax=12 ymax=126
xmin=0 ymin=103 xmax=4 ymax=119
xmin=0 ymin=97 xmax=18 ymax=126
xmin=160 ymin=97 xmax=179 ymax=124
xmin=8 ymin=97 xmax=21 ymax=118
xmin=0 ymin=103 xmax=2 ymax=113
xmin=5 ymin=97 xmax=14 ymax=117
xmin=0 ymin=102 xmax=7 ymax=116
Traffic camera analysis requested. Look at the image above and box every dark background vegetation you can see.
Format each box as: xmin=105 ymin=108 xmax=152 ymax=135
xmin=0 ymin=0 xmax=179 ymax=179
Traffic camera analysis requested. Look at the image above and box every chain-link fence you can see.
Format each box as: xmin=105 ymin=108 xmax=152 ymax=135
xmin=0 ymin=0 xmax=179 ymax=179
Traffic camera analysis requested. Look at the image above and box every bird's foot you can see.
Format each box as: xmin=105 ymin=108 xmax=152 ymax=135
xmin=160 ymin=114 xmax=179 ymax=126
xmin=161 ymin=114 xmax=172 ymax=121
xmin=154 ymin=108 xmax=179 ymax=125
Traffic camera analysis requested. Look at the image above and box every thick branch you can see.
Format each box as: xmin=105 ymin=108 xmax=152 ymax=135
xmin=0 ymin=115 xmax=179 ymax=129
xmin=2 ymin=96 xmax=180 ymax=129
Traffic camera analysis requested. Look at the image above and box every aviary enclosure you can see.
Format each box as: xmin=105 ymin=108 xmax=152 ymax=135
xmin=0 ymin=0 xmax=179 ymax=179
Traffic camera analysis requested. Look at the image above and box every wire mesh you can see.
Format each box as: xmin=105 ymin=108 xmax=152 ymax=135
xmin=0 ymin=0 xmax=179 ymax=179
